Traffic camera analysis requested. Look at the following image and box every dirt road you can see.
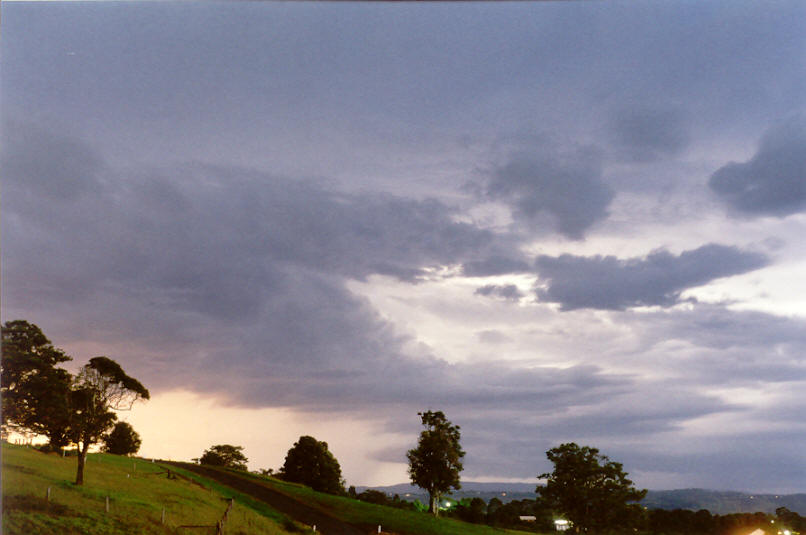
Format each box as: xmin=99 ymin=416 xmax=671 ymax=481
xmin=167 ymin=462 xmax=367 ymax=535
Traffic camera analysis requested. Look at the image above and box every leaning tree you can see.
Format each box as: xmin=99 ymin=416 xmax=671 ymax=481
xmin=407 ymin=410 xmax=465 ymax=516
xmin=71 ymin=356 xmax=149 ymax=485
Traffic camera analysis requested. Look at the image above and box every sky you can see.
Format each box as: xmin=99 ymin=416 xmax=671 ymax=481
xmin=2 ymin=1 xmax=806 ymax=493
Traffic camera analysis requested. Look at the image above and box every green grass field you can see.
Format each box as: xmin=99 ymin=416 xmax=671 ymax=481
xmin=187 ymin=465 xmax=541 ymax=535
xmin=1 ymin=443 xmax=298 ymax=534
xmin=3 ymin=442 xmax=543 ymax=535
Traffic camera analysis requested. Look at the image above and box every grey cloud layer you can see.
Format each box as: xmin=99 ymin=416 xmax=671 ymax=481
xmin=4 ymin=124 xmax=804 ymax=490
xmin=608 ymin=106 xmax=690 ymax=162
xmin=483 ymin=148 xmax=613 ymax=239
xmin=534 ymin=245 xmax=769 ymax=311
xmin=4 ymin=0 xmax=806 ymax=491
xmin=710 ymin=116 xmax=806 ymax=217
xmin=4 ymin=123 xmax=616 ymax=412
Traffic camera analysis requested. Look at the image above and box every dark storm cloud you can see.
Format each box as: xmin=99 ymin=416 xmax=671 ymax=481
xmin=709 ymin=116 xmax=806 ymax=217
xmin=474 ymin=284 xmax=524 ymax=301
xmin=462 ymin=256 xmax=531 ymax=277
xmin=534 ymin=245 xmax=769 ymax=311
xmin=2 ymin=122 xmax=502 ymax=314
xmin=608 ymin=106 xmax=690 ymax=162
xmin=483 ymin=148 xmax=614 ymax=239
xmin=3 ymin=122 xmax=615 ymax=412
xmin=4 ymin=0 xmax=806 ymax=492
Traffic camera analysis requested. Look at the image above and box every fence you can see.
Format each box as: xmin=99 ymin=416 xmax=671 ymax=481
xmin=39 ymin=466 xmax=240 ymax=534
xmin=177 ymin=497 xmax=234 ymax=535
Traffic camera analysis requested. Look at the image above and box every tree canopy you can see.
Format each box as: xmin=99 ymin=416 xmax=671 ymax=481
xmin=537 ymin=442 xmax=647 ymax=534
xmin=406 ymin=410 xmax=465 ymax=516
xmin=1 ymin=320 xmax=149 ymax=486
xmin=280 ymin=435 xmax=345 ymax=494
xmin=199 ymin=444 xmax=249 ymax=470
xmin=103 ymin=421 xmax=142 ymax=455
xmin=1 ymin=319 xmax=72 ymax=439
xmin=71 ymin=356 xmax=150 ymax=485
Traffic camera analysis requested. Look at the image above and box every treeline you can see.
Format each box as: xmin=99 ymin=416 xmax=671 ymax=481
xmin=345 ymin=491 xmax=806 ymax=535
xmin=647 ymin=507 xmax=805 ymax=535
xmin=447 ymin=496 xmax=804 ymax=535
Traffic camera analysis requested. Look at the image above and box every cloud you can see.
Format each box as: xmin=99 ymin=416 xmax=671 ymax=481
xmin=462 ymin=255 xmax=531 ymax=277
xmin=4 ymin=1 xmax=806 ymax=493
xmin=476 ymin=330 xmax=512 ymax=345
xmin=608 ymin=106 xmax=690 ymax=162
xmin=474 ymin=284 xmax=524 ymax=301
xmin=709 ymin=116 xmax=806 ymax=217
xmin=4 ymin=123 xmax=617 ymax=414
xmin=534 ymin=244 xmax=769 ymax=310
xmin=482 ymin=147 xmax=614 ymax=239
xmin=631 ymin=304 xmax=806 ymax=386
xmin=1 ymin=120 xmax=104 ymax=201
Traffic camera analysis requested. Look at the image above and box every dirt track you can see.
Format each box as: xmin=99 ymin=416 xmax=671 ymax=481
xmin=166 ymin=462 xmax=367 ymax=535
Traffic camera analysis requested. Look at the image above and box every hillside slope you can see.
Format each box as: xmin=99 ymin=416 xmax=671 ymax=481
xmin=170 ymin=462 xmax=540 ymax=535
xmin=1 ymin=443 xmax=296 ymax=534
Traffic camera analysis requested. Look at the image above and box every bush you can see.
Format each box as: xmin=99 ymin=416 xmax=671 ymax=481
xmin=102 ymin=422 xmax=142 ymax=455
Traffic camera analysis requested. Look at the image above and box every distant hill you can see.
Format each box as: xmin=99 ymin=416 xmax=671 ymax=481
xmin=643 ymin=489 xmax=806 ymax=515
xmin=358 ymin=483 xmax=806 ymax=515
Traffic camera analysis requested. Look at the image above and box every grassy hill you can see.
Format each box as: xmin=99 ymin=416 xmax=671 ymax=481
xmin=1 ymin=443 xmax=298 ymax=534
xmin=170 ymin=462 xmax=543 ymax=535
xmin=3 ymin=443 xmax=540 ymax=535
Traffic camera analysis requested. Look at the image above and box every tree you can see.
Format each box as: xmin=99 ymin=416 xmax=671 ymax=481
xmin=537 ymin=443 xmax=646 ymax=534
xmin=103 ymin=422 xmax=142 ymax=455
xmin=279 ymin=435 xmax=345 ymax=494
xmin=406 ymin=410 xmax=465 ymax=516
xmin=71 ymin=356 xmax=149 ymax=485
xmin=199 ymin=444 xmax=249 ymax=470
xmin=1 ymin=320 xmax=72 ymax=440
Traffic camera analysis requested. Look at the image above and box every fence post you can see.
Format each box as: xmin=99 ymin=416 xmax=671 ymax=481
xmin=46 ymin=487 xmax=51 ymax=502
xmin=105 ymin=496 xmax=110 ymax=513
xmin=378 ymin=525 xmax=382 ymax=533
xmin=161 ymin=507 xmax=166 ymax=525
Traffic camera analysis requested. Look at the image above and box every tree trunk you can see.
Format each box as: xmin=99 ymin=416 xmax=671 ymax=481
xmin=429 ymin=492 xmax=440 ymax=517
xmin=75 ymin=441 xmax=89 ymax=485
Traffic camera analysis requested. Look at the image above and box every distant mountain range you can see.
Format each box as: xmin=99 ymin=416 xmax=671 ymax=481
xmin=356 ymin=483 xmax=806 ymax=515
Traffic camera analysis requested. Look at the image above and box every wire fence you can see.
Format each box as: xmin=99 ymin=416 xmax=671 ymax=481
xmin=37 ymin=464 xmax=239 ymax=534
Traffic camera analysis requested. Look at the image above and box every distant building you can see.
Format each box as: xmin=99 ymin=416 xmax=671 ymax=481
xmin=519 ymin=516 xmax=536 ymax=522
xmin=554 ymin=519 xmax=571 ymax=532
